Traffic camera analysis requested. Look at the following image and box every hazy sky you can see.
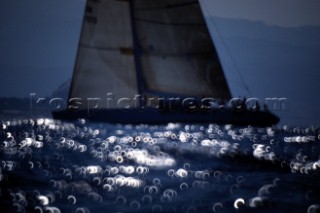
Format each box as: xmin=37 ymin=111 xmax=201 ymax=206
xmin=201 ymin=0 xmax=320 ymax=27
xmin=0 ymin=0 xmax=84 ymax=97
xmin=1 ymin=0 xmax=320 ymax=98
xmin=1 ymin=0 xmax=320 ymax=125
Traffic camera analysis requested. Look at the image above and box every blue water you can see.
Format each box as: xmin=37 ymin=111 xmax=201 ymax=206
xmin=1 ymin=118 xmax=320 ymax=212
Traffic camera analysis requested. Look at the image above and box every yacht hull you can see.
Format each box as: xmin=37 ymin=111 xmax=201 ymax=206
xmin=52 ymin=108 xmax=279 ymax=126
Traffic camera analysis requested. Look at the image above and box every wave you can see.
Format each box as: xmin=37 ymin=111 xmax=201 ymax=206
xmin=1 ymin=118 xmax=320 ymax=212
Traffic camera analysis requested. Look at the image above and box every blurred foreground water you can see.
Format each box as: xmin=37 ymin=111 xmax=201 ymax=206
xmin=1 ymin=118 xmax=320 ymax=212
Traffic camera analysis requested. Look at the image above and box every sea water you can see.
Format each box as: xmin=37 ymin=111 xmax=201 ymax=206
xmin=0 ymin=118 xmax=320 ymax=213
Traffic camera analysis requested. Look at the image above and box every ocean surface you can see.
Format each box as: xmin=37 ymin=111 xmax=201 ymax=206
xmin=1 ymin=118 xmax=320 ymax=213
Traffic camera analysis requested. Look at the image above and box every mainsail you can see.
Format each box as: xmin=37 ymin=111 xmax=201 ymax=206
xmin=68 ymin=0 xmax=231 ymax=109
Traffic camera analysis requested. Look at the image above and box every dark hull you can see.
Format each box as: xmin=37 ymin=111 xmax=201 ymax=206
xmin=52 ymin=108 xmax=279 ymax=127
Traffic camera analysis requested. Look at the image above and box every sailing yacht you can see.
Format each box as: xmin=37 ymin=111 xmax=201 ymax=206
xmin=52 ymin=0 xmax=279 ymax=126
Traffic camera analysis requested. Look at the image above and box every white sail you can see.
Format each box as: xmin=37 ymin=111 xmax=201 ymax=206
xmin=133 ymin=0 xmax=231 ymax=99
xmin=69 ymin=0 xmax=138 ymax=109
xmin=68 ymin=0 xmax=231 ymax=110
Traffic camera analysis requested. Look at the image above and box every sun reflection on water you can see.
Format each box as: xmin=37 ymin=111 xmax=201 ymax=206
xmin=1 ymin=118 xmax=320 ymax=212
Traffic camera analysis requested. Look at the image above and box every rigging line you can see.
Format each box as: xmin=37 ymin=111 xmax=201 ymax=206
xmin=129 ymin=0 xmax=146 ymax=105
xmin=79 ymin=44 xmax=135 ymax=56
xmin=167 ymin=1 xmax=198 ymax=9
xmin=142 ymin=52 xmax=214 ymax=57
xmin=79 ymin=43 xmax=120 ymax=51
xmin=201 ymin=1 xmax=252 ymax=97
xmin=134 ymin=17 xmax=204 ymax=26
xmin=136 ymin=1 xmax=198 ymax=11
